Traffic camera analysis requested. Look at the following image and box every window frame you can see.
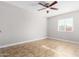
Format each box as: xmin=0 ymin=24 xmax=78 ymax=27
xmin=58 ymin=17 xmax=74 ymax=32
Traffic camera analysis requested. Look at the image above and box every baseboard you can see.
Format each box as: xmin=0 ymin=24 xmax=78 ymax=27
xmin=0 ymin=36 xmax=47 ymax=49
xmin=48 ymin=37 xmax=79 ymax=44
xmin=1 ymin=36 xmax=78 ymax=49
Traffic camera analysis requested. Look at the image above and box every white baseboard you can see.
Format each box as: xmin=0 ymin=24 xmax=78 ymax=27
xmin=0 ymin=36 xmax=79 ymax=49
xmin=48 ymin=37 xmax=79 ymax=44
xmin=0 ymin=36 xmax=47 ymax=49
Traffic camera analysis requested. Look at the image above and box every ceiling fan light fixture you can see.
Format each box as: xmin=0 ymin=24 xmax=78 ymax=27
xmin=38 ymin=1 xmax=58 ymax=14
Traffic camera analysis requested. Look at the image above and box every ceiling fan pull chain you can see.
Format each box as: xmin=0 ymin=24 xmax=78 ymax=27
xmin=47 ymin=10 xmax=49 ymax=13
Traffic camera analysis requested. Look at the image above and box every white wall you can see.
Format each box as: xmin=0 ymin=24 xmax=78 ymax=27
xmin=0 ymin=2 xmax=47 ymax=46
xmin=47 ymin=10 xmax=79 ymax=42
xmin=1 ymin=1 xmax=79 ymax=47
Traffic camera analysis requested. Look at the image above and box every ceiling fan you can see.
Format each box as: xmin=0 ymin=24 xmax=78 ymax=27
xmin=38 ymin=1 xmax=58 ymax=13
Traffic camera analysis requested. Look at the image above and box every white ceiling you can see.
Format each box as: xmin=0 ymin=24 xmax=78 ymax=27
xmin=5 ymin=1 xmax=79 ymax=17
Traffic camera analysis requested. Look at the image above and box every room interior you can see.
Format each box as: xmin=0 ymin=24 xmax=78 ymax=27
xmin=0 ymin=1 xmax=79 ymax=57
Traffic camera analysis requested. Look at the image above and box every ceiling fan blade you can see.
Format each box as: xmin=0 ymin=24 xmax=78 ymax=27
xmin=48 ymin=1 xmax=58 ymax=7
xmin=39 ymin=1 xmax=47 ymax=5
xmin=38 ymin=8 xmax=47 ymax=11
xmin=38 ymin=3 xmax=47 ymax=7
xmin=50 ymin=7 xmax=58 ymax=10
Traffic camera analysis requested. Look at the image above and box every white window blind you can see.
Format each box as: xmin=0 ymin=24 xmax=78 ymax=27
xmin=58 ymin=17 xmax=73 ymax=32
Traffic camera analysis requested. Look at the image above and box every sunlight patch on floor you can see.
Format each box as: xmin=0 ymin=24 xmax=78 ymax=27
xmin=41 ymin=45 xmax=75 ymax=57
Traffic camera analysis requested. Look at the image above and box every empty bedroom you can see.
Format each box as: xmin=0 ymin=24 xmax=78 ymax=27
xmin=0 ymin=1 xmax=79 ymax=57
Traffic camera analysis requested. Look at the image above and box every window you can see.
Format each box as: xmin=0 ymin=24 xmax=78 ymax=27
xmin=58 ymin=17 xmax=73 ymax=32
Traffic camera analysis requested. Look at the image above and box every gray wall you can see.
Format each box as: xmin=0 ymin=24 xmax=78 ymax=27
xmin=0 ymin=2 xmax=47 ymax=46
xmin=47 ymin=10 xmax=79 ymax=42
